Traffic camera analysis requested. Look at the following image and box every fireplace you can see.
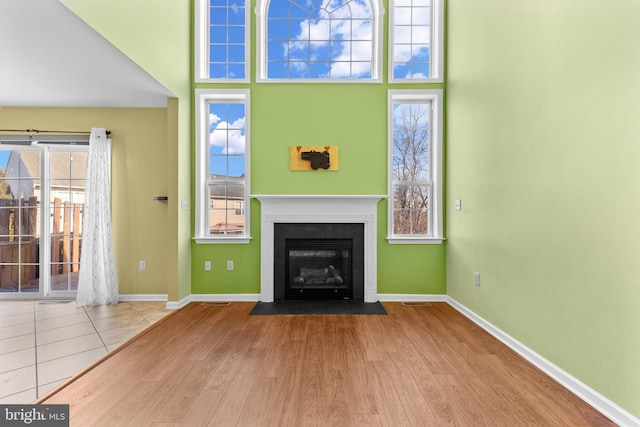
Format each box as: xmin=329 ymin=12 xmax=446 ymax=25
xmin=252 ymin=195 xmax=386 ymax=303
xmin=274 ymin=223 xmax=364 ymax=302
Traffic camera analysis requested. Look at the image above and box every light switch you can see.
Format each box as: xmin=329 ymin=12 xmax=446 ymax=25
xmin=455 ymin=199 xmax=462 ymax=211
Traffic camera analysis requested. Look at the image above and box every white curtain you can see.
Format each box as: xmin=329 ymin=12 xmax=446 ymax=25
xmin=76 ymin=128 xmax=119 ymax=305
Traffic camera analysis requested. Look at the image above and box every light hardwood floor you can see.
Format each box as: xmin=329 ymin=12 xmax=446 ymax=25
xmin=40 ymin=302 xmax=614 ymax=426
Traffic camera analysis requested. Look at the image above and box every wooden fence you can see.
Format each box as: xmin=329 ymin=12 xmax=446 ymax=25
xmin=51 ymin=198 xmax=83 ymax=274
xmin=0 ymin=197 xmax=38 ymax=289
xmin=0 ymin=197 xmax=83 ymax=290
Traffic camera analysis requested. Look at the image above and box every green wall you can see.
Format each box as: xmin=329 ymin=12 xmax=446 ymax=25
xmin=447 ymin=0 xmax=640 ymax=418
xmin=191 ymin=83 xmax=446 ymax=295
xmin=192 ymin=0 xmax=447 ymax=295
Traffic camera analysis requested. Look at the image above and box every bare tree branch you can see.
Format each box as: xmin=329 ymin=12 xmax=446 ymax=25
xmin=392 ymin=105 xmax=430 ymax=235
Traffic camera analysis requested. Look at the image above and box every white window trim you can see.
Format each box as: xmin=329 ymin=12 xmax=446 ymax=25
xmin=255 ymin=0 xmax=385 ymax=83
xmin=194 ymin=89 xmax=251 ymax=244
xmin=387 ymin=89 xmax=443 ymax=244
xmin=388 ymin=0 xmax=444 ymax=83
xmin=195 ymin=0 xmax=250 ymax=83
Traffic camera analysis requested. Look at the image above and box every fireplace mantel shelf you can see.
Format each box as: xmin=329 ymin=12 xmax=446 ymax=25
xmin=252 ymin=194 xmax=386 ymax=303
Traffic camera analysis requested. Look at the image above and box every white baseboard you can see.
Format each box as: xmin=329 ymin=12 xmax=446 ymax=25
xmin=191 ymin=293 xmax=261 ymax=302
xmin=166 ymin=293 xmax=260 ymax=309
xmin=165 ymin=295 xmax=191 ymax=310
xmin=377 ymin=293 xmax=447 ymax=302
xmin=118 ymin=294 xmax=168 ymax=302
xmin=446 ymin=296 xmax=640 ymax=427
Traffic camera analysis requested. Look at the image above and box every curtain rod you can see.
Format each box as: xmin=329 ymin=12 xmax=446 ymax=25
xmin=0 ymin=128 xmax=111 ymax=136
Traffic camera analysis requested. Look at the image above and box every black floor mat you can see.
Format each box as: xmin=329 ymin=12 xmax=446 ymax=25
xmin=249 ymin=300 xmax=387 ymax=315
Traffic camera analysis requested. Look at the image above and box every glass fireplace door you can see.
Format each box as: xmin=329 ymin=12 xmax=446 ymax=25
xmin=285 ymin=239 xmax=353 ymax=300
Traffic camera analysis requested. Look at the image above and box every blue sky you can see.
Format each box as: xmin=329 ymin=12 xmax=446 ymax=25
xmin=209 ymin=0 xmax=246 ymax=79
xmin=266 ymin=0 xmax=373 ymax=79
xmin=391 ymin=0 xmax=431 ymax=78
xmin=208 ymin=102 xmax=246 ymax=177
xmin=208 ymin=0 xmax=432 ymax=79
xmin=0 ymin=151 xmax=9 ymax=172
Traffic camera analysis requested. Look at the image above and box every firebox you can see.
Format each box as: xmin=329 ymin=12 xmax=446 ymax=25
xmin=274 ymin=223 xmax=364 ymax=302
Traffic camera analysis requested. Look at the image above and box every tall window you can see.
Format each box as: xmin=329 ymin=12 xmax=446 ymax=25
xmin=195 ymin=90 xmax=250 ymax=243
xmin=256 ymin=0 xmax=383 ymax=81
xmin=195 ymin=0 xmax=250 ymax=82
xmin=389 ymin=0 xmax=443 ymax=82
xmin=388 ymin=90 xmax=443 ymax=243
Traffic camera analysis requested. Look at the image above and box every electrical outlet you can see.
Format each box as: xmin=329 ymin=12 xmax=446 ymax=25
xmin=227 ymin=260 xmax=234 ymax=271
xmin=204 ymin=261 xmax=211 ymax=271
xmin=139 ymin=260 xmax=146 ymax=271
xmin=474 ymin=272 xmax=481 ymax=286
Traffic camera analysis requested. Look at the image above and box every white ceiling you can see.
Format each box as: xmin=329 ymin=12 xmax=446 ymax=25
xmin=0 ymin=0 xmax=174 ymax=108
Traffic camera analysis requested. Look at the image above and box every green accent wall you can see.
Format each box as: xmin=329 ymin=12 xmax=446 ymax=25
xmin=191 ymin=0 xmax=447 ymax=296
xmin=447 ymin=0 xmax=640 ymax=418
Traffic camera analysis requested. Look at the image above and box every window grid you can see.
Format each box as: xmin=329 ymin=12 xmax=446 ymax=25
xmin=199 ymin=0 xmax=248 ymax=81
xmin=207 ymin=102 xmax=247 ymax=236
xmin=389 ymin=0 xmax=443 ymax=82
xmin=392 ymin=182 xmax=431 ymax=235
xmin=391 ymin=100 xmax=432 ymax=236
xmin=392 ymin=0 xmax=432 ymax=80
xmin=265 ymin=0 xmax=375 ymax=79
xmin=195 ymin=89 xmax=250 ymax=243
xmin=388 ymin=90 xmax=443 ymax=243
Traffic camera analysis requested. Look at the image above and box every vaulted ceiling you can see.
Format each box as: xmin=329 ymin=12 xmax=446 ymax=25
xmin=0 ymin=0 xmax=173 ymax=108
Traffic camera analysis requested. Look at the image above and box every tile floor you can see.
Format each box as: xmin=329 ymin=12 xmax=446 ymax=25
xmin=0 ymin=300 xmax=172 ymax=403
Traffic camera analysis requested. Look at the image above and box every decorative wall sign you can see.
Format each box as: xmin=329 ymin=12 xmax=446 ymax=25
xmin=290 ymin=146 xmax=339 ymax=171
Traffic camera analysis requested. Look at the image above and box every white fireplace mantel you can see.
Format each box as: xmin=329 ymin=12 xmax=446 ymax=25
xmin=251 ymin=195 xmax=386 ymax=303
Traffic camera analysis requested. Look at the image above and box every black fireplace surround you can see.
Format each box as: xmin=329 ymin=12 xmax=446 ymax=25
xmin=274 ymin=223 xmax=365 ymax=302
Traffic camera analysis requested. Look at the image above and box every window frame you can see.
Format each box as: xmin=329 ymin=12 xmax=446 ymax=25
xmin=0 ymin=139 xmax=94 ymax=299
xmin=255 ymin=0 xmax=385 ymax=83
xmin=195 ymin=89 xmax=251 ymax=244
xmin=387 ymin=89 xmax=443 ymax=244
xmin=195 ymin=0 xmax=251 ymax=83
xmin=388 ymin=0 xmax=443 ymax=83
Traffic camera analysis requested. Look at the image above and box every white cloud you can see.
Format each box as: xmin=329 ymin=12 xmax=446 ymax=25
xmin=285 ymin=0 xmax=373 ymax=77
xmin=393 ymin=43 xmax=430 ymax=64
xmin=297 ymin=15 xmax=331 ymax=41
xmin=210 ymin=117 xmax=246 ymax=154
xmin=394 ymin=7 xmax=412 ymax=25
xmin=209 ymin=113 xmax=221 ymax=125
xmin=407 ymin=71 xmax=427 ymax=79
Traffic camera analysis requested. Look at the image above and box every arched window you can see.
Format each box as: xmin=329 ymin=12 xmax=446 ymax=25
xmin=256 ymin=0 xmax=383 ymax=82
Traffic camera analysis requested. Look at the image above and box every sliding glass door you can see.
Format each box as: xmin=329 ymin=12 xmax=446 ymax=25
xmin=48 ymin=150 xmax=88 ymax=294
xmin=0 ymin=144 xmax=88 ymax=298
